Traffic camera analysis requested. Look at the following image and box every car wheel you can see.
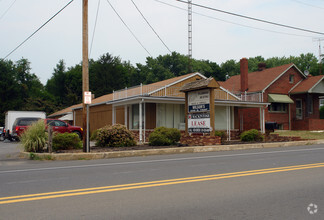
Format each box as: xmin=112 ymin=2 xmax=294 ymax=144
xmin=73 ymin=131 xmax=82 ymax=140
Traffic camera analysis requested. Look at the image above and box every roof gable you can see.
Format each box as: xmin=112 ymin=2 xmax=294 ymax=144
xmin=290 ymin=75 xmax=324 ymax=94
xmin=220 ymin=63 xmax=304 ymax=93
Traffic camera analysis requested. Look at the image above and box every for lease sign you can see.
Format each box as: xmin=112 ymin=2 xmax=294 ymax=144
xmin=188 ymin=112 xmax=211 ymax=133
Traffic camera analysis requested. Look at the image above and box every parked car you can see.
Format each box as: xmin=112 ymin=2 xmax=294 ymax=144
xmin=44 ymin=119 xmax=83 ymax=139
xmin=0 ymin=127 xmax=4 ymax=141
xmin=12 ymin=117 xmax=42 ymax=140
xmin=11 ymin=118 xmax=83 ymax=140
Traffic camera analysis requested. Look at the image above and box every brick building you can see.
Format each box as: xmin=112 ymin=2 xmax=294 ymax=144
xmin=220 ymin=58 xmax=324 ymax=131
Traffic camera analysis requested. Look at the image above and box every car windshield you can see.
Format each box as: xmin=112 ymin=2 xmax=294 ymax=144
xmin=16 ymin=118 xmax=40 ymax=126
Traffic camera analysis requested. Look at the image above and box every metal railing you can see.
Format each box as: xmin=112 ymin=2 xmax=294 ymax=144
xmin=113 ymin=85 xmax=263 ymax=102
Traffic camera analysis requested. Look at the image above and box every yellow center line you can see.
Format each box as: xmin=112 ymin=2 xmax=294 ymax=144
xmin=1 ymin=162 xmax=324 ymax=205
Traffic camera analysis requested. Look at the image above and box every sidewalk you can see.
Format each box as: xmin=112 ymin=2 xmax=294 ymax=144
xmin=19 ymin=139 xmax=324 ymax=161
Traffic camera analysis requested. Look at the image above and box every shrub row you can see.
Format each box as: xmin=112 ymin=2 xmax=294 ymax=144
xmin=148 ymin=127 xmax=181 ymax=146
xmin=96 ymin=124 xmax=136 ymax=147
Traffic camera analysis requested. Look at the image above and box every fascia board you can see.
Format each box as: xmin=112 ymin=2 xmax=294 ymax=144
xmin=148 ymin=72 xmax=206 ymax=96
xmin=262 ymin=64 xmax=306 ymax=93
xmin=308 ymin=76 xmax=324 ymax=93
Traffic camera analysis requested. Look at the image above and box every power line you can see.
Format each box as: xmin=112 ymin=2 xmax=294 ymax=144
xmin=3 ymin=0 xmax=75 ymax=60
xmin=0 ymin=0 xmax=17 ymax=20
xmin=90 ymin=0 xmax=101 ymax=57
xmin=105 ymin=0 xmax=152 ymax=56
xmin=154 ymin=0 xmax=313 ymax=38
xmin=176 ymin=0 xmax=324 ymax=35
xmin=131 ymin=0 xmax=171 ymax=53
xmin=290 ymin=0 xmax=324 ymax=10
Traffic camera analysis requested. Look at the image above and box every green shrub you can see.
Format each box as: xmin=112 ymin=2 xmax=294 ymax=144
xmin=20 ymin=120 xmax=47 ymax=153
xmin=214 ymin=130 xmax=227 ymax=142
xmin=52 ymin=133 xmax=82 ymax=151
xmin=148 ymin=127 xmax=181 ymax=146
xmin=320 ymin=106 xmax=324 ymax=119
xmin=240 ymin=129 xmax=264 ymax=142
xmin=90 ymin=129 xmax=99 ymax=141
xmin=96 ymin=124 xmax=136 ymax=147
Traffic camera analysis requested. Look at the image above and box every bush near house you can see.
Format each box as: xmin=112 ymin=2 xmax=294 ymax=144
xmin=96 ymin=124 xmax=136 ymax=147
xmin=214 ymin=130 xmax=227 ymax=142
xmin=240 ymin=129 xmax=264 ymax=142
xmin=320 ymin=106 xmax=324 ymax=119
xmin=20 ymin=120 xmax=47 ymax=153
xmin=149 ymin=127 xmax=181 ymax=146
xmin=90 ymin=129 xmax=99 ymax=141
xmin=52 ymin=133 xmax=82 ymax=151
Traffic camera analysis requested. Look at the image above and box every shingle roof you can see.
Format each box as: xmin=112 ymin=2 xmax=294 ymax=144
xmin=49 ymin=72 xmax=204 ymax=116
xmin=290 ymin=75 xmax=324 ymax=94
xmin=219 ymin=63 xmax=296 ymax=93
xmin=48 ymin=103 xmax=82 ymax=117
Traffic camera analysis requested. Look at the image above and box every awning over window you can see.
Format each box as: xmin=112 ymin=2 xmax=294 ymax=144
xmin=268 ymin=94 xmax=294 ymax=104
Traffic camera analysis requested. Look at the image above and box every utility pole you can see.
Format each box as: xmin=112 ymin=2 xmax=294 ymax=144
xmin=313 ymin=38 xmax=324 ymax=75
xmin=82 ymin=0 xmax=89 ymax=152
xmin=188 ymin=0 xmax=192 ymax=73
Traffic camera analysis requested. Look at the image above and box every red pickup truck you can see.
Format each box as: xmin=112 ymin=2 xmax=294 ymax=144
xmin=12 ymin=118 xmax=83 ymax=140
xmin=45 ymin=119 xmax=83 ymax=139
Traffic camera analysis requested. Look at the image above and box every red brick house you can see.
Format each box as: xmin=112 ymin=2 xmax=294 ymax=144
xmin=220 ymin=58 xmax=324 ymax=131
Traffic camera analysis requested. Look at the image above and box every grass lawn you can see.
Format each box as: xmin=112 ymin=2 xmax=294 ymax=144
xmin=273 ymin=130 xmax=324 ymax=140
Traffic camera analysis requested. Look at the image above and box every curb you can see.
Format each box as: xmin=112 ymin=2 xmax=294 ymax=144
xmin=20 ymin=140 xmax=324 ymax=161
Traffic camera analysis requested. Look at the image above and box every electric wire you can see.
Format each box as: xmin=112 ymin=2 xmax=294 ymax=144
xmin=176 ymin=0 xmax=324 ymax=35
xmin=90 ymin=0 xmax=101 ymax=58
xmin=2 ymin=0 xmax=75 ymax=60
xmin=105 ymin=0 xmax=152 ymax=56
xmin=290 ymin=0 xmax=324 ymax=10
xmin=154 ymin=0 xmax=313 ymax=38
xmin=0 ymin=0 xmax=17 ymax=20
xmin=131 ymin=0 xmax=171 ymax=53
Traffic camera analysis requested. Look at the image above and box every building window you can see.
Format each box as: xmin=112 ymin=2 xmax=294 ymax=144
xmin=289 ymin=74 xmax=294 ymax=83
xmin=296 ymin=99 xmax=303 ymax=119
xmin=309 ymin=98 xmax=313 ymax=114
xmin=268 ymin=103 xmax=287 ymax=113
xmin=320 ymin=99 xmax=324 ymax=108
xmin=156 ymin=104 xmax=185 ymax=129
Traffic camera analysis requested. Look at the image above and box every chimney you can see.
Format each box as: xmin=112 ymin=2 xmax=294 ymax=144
xmin=240 ymin=58 xmax=248 ymax=92
xmin=258 ymin=63 xmax=266 ymax=71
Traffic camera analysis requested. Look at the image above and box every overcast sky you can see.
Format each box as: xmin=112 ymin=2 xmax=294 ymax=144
xmin=1 ymin=0 xmax=324 ymax=84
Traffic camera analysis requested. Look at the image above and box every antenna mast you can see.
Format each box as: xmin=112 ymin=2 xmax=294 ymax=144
xmin=188 ymin=0 xmax=192 ymax=73
xmin=313 ymin=37 xmax=324 ymax=74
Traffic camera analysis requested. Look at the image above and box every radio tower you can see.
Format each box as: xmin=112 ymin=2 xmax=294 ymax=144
xmin=313 ymin=38 xmax=324 ymax=74
xmin=188 ymin=0 xmax=193 ymax=73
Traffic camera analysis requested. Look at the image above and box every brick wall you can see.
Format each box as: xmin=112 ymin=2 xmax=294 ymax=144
xmin=180 ymin=134 xmax=221 ymax=146
xmin=292 ymin=118 xmax=324 ymax=130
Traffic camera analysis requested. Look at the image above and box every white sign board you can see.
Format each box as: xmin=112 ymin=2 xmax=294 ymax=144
xmin=188 ymin=89 xmax=210 ymax=112
xmin=188 ymin=112 xmax=211 ymax=133
xmin=84 ymin=91 xmax=92 ymax=104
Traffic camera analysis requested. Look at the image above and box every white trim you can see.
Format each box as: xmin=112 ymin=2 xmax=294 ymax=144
xmin=219 ymin=86 xmax=240 ymax=100
xmin=262 ymin=64 xmax=306 ymax=93
xmin=148 ymin=72 xmax=206 ymax=96
xmin=308 ymin=76 xmax=324 ymax=93
xmin=288 ymin=79 xmax=304 ymax=93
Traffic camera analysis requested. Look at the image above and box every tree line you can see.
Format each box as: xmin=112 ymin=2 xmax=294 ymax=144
xmin=0 ymin=52 xmax=323 ymax=125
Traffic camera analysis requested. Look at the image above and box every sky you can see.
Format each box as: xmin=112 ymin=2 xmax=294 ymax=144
xmin=1 ymin=0 xmax=324 ymax=84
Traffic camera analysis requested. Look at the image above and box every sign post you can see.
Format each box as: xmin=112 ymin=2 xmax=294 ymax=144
xmin=180 ymin=77 xmax=219 ymax=137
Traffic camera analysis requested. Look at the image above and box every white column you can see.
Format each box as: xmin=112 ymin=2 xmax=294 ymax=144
xmin=139 ymin=101 xmax=143 ymax=143
xmin=124 ymin=105 xmax=128 ymax=128
xmin=144 ymin=102 xmax=146 ymax=142
xmin=112 ymin=105 xmax=115 ymax=125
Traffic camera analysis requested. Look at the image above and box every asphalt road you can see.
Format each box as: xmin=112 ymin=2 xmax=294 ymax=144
xmin=0 ymin=142 xmax=324 ymax=219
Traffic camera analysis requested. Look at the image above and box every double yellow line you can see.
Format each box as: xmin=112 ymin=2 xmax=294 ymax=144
xmin=1 ymin=162 xmax=324 ymax=205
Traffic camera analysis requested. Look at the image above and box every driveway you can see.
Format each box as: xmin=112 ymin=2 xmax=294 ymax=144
xmin=0 ymin=141 xmax=21 ymax=161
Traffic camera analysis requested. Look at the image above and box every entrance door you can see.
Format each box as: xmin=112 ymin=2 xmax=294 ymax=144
xmin=296 ymin=99 xmax=302 ymax=119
